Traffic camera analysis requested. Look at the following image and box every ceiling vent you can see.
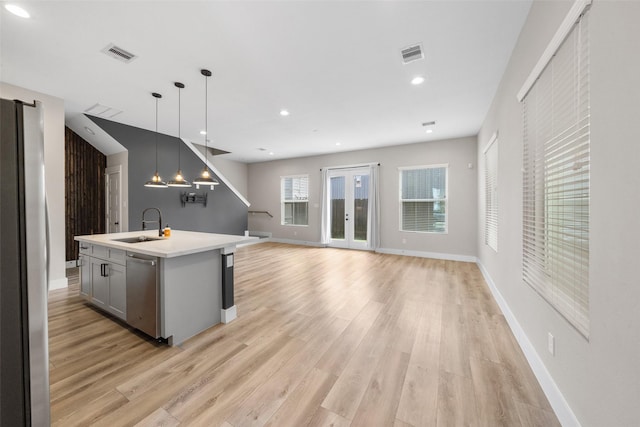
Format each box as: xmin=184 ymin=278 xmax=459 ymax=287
xmin=101 ymin=43 xmax=137 ymax=63
xmin=401 ymin=43 xmax=424 ymax=64
xmin=84 ymin=103 xmax=123 ymax=119
xmin=422 ymin=121 xmax=436 ymax=127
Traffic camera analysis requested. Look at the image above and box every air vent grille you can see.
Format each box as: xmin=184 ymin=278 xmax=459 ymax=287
xmin=101 ymin=43 xmax=137 ymax=63
xmin=85 ymin=103 xmax=123 ymax=119
xmin=401 ymin=43 xmax=424 ymax=64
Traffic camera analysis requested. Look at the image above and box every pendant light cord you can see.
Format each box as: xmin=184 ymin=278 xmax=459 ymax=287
xmin=155 ymin=96 xmax=159 ymax=173
xmin=177 ymin=85 xmax=181 ymax=169
xmin=204 ymin=72 xmax=208 ymax=168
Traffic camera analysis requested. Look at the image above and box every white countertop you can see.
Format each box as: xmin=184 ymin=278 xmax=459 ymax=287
xmin=74 ymin=230 xmax=258 ymax=258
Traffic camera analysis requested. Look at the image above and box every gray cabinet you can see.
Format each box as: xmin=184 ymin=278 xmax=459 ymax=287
xmin=79 ymin=254 xmax=91 ymax=298
xmin=90 ymin=258 xmax=108 ymax=310
xmin=78 ymin=244 xmax=127 ymax=320
xmin=108 ymin=263 xmax=126 ymax=319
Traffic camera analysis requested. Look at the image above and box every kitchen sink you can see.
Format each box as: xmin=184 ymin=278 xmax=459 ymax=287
xmin=112 ymin=236 xmax=164 ymax=243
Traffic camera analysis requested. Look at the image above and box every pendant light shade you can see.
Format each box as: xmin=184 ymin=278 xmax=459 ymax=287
xmin=168 ymin=82 xmax=192 ymax=188
xmin=192 ymin=69 xmax=220 ymax=190
xmin=144 ymin=92 xmax=168 ymax=188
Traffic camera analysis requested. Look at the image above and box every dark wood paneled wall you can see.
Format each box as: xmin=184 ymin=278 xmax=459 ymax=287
xmin=65 ymin=127 xmax=106 ymax=261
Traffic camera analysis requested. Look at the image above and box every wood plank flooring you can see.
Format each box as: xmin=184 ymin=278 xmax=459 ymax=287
xmin=49 ymin=242 xmax=559 ymax=426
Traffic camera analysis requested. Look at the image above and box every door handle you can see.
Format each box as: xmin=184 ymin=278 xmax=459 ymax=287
xmin=114 ymin=222 xmax=119 ymax=225
xmin=101 ymin=263 xmax=109 ymax=277
xmin=127 ymin=254 xmax=156 ymax=266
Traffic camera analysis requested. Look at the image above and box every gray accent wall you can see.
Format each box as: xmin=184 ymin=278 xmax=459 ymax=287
xmin=247 ymin=136 xmax=477 ymax=258
xmin=89 ymin=116 xmax=247 ymax=235
xmin=477 ymin=1 xmax=640 ymax=425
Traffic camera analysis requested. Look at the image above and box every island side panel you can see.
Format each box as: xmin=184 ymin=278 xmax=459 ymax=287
xmin=160 ymin=249 xmax=222 ymax=345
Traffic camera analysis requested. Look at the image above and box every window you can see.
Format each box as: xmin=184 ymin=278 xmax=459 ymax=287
xmin=399 ymin=165 xmax=447 ymax=233
xmin=521 ymin=11 xmax=589 ymax=337
xmin=281 ymin=175 xmax=309 ymax=225
xmin=484 ymin=133 xmax=498 ymax=252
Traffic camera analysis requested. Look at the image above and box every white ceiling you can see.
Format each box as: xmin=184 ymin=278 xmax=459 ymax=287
xmin=1 ymin=1 xmax=531 ymax=163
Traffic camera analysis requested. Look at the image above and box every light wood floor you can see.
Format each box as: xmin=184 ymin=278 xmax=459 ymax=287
xmin=49 ymin=242 xmax=559 ymax=427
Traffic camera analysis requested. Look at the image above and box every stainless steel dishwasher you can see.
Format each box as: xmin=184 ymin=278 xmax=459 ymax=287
xmin=126 ymin=252 xmax=160 ymax=338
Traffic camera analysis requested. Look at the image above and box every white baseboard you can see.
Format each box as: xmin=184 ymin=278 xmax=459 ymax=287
xmin=376 ymin=247 xmax=477 ymax=263
xmin=221 ymin=305 xmax=237 ymax=324
xmin=237 ymin=238 xmax=270 ymax=248
xmin=49 ymin=277 xmax=68 ymax=291
xmin=265 ymin=240 xmax=476 ymax=262
xmin=476 ymin=260 xmax=581 ymax=427
xmin=268 ymin=238 xmax=326 ymax=248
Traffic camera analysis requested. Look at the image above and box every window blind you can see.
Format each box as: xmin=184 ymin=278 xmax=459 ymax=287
xmin=399 ymin=166 xmax=447 ymax=233
xmin=522 ymin=12 xmax=590 ymax=337
xmin=281 ymin=175 xmax=309 ymax=225
xmin=484 ymin=135 xmax=498 ymax=252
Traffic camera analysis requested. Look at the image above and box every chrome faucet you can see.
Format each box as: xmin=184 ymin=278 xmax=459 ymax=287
xmin=142 ymin=207 xmax=163 ymax=237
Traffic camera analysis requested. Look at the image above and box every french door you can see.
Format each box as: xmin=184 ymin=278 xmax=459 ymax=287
xmin=328 ymin=167 xmax=370 ymax=249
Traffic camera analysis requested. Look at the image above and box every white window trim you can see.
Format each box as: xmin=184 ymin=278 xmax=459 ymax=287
xmin=280 ymin=174 xmax=310 ymax=227
xmin=398 ymin=164 xmax=449 ymax=234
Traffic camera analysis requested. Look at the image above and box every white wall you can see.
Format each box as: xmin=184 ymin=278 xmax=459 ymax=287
xmin=210 ymin=155 xmax=248 ymax=200
xmin=248 ymin=136 xmax=477 ymax=259
xmin=1 ymin=82 xmax=67 ymax=290
xmin=106 ymin=150 xmax=129 ymax=232
xmin=477 ymin=1 xmax=640 ymax=425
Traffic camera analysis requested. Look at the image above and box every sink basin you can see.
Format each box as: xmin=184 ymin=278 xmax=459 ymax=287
xmin=112 ymin=236 xmax=164 ymax=243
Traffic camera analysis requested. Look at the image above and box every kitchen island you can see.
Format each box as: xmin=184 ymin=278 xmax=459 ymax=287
xmin=74 ymin=230 xmax=257 ymax=346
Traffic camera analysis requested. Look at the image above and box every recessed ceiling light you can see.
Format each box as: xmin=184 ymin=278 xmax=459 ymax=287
xmin=411 ymin=76 xmax=425 ymax=85
xmin=84 ymin=126 xmax=95 ymax=135
xmin=200 ymin=130 xmax=207 ymax=135
xmin=335 ymin=142 xmax=341 ymax=146
xmin=426 ymin=129 xmax=433 ymax=134
xmin=280 ymin=110 xmax=290 ymax=116
xmin=5 ymin=4 xmax=30 ymax=18
xmin=269 ymin=152 xmax=275 ymax=155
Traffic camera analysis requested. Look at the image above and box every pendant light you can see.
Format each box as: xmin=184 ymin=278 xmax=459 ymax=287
xmin=193 ymin=69 xmax=220 ymax=190
xmin=167 ymin=82 xmax=191 ymax=187
xmin=144 ymin=92 xmax=168 ymax=188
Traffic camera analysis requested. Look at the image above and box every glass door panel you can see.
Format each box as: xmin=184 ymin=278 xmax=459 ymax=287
xmin=330 ymin=176 xmax=345 ymax=240
xmin=353 ymin=174 xmax=369 ymax=242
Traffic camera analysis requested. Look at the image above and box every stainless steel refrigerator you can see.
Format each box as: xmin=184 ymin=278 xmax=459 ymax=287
xmin=1 ymin=98 xmax=51 ymax=426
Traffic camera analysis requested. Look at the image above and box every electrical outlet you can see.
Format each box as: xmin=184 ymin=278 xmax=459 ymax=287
xmin=548 ymin=333 xmax=555 ymax=356
xmin=293 ymin=231 xmax=297 ymax=236
xmin=402 ymin=238 xmax=407 ymax=244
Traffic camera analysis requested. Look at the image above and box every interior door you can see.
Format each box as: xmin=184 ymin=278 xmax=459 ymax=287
xmin=328 ymin=168 xmax=370 ymax=249
xmin=105 ymin=167 xmax=121 ymax=233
